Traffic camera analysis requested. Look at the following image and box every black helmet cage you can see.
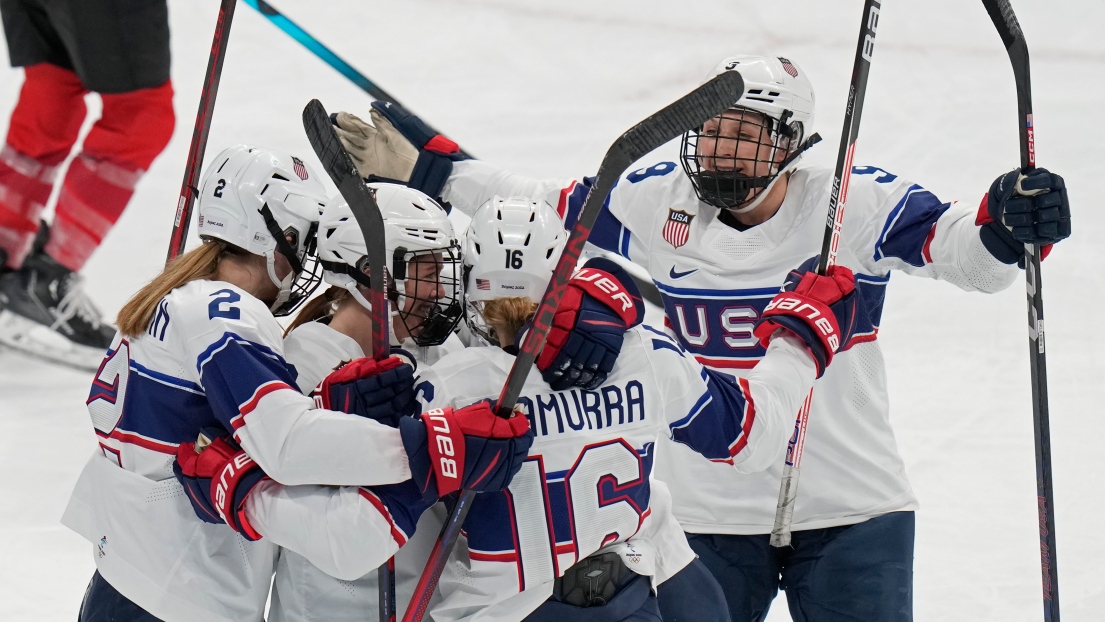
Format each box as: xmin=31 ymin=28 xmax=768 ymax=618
xmin=679 ymin=107 xmax=808 ymax=210
xmin=320 ymin=242 xmax=464 ymax=347
xmin=259 ymin=203 xmax=323 ymax=316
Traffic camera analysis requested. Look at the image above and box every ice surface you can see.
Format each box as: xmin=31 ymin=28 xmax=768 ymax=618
xmin=0 ymin=0 xmax=1101 ymax=619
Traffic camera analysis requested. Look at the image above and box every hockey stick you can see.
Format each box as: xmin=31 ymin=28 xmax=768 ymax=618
xmin=980 ymin=2 xmax=1060 ymax=619
xmin=302 ymin=99 xmax=398 ymax=622
xmin=244 ymin=0 xmax=473 ymax=159
xmin=402 ymin=71 xmax=746 ymax=622
xmin=244 ymin=0 xmax=666 ymax=308
xmin=166 ymin=0 xmax=238 ymax=263
xmin=769 ymin=0 xmax=882 ymax=548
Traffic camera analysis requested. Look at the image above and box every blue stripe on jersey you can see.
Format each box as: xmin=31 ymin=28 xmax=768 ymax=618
xmin=668 ymin=369 xmax=752 ymax=461
xmin=656 ymin=281 xmax=781 ymax=298
xmin=363 ymin=480 xmax=432 ymax=539
xmin=117 ymin=371 xmax=221 ymax=444
xmin=873 ymin=184 xmax=952 ymax=267
xmin=560 ymin=177 xmax=593 ymax=230
xmin=130 ymin=360 xmax=204 ymax=395
xmin=588 ymin=202 xmax=627 ymax=256
xmin=198 ymin=334 xmax=300 ymax=430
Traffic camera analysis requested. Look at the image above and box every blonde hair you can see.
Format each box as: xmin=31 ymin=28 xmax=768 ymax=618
xmin=284 ymin=285 xmax=350 ymax=336
xmin=116 ymin=241 xmax=227 ymax=337
xmin=482 ymin=297 xmax=538 ymax=346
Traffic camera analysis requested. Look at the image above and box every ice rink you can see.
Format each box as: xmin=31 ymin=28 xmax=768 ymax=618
xmin=1 ymin=0 xmax=1102 ymax=619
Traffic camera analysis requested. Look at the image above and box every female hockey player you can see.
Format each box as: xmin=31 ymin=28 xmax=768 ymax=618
xmin=270 ymin=183 xmax=466 ymax=622
xmin=411 ymin=196 xmax=864 ymax=622
xmin=61 ymin=147 xmax=530 ymax=622
xmin=331 ymin=54 xmax=1072 ymax=621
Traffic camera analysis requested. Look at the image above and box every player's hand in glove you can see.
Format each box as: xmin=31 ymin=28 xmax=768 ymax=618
xmin=752 ymin=257 xmax=859 ymax=378
xmin=978 ymin=167 xmax=1070 ymax=267
xmin=536 ymin=257 xmax=644 ymax=391
xmin=317 ymin=353 xmax=417 ymax=428
xmin=399 ymin=401 xmax=533 ymax=501
xmin=332 ymin=100 xmax=466 ymax=199
xmin=172 ymin=431 xmax=268 ymax=540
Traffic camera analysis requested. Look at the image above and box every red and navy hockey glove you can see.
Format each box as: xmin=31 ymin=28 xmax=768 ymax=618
xmin=398 ymin=401 xmax=533 ymax=501
xmin=318 ymin=353 xmax=417 ymax=428
xmin=367 ymin=100 xmax=468 ymax=199
xmin=172 ymin=432 xmax=268 ymax=540
xmin=536 ymin=257 xmax=645 ymax=391
xmin=752 ymin=257 xmax=859 ymax=378
xmin=978 ymin=167 xmax=1070 ymax=267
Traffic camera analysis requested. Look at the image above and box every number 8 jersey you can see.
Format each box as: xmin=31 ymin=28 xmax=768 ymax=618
xmin=413 ymin=326 xmax=817 ymax=622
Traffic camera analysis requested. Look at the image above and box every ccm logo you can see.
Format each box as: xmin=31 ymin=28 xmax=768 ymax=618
xmin=425 ymin=409 xmax=459 ymax=480
xmin=214 ymin=452 xmax=256 ymax=521
xmin=574 ymin=269 xmax=634 ymax=313
xmin=764 ymin=295 xmax=839 ymax=351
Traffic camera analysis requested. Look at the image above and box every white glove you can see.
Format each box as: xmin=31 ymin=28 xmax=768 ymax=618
xmin=333 ymin=109 xmax=419 ymax=182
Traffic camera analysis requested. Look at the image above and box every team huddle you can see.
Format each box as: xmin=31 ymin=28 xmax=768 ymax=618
xmin=62 ymin=56 xmax=1070 ymax=622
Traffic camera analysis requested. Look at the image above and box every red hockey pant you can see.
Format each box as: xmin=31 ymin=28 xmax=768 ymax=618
xmin=0 ymin=63 xmax=174 ymax=270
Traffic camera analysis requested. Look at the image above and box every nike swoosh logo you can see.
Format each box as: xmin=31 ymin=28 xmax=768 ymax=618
xmin=669 ymin=266 xmax=698 ymax=280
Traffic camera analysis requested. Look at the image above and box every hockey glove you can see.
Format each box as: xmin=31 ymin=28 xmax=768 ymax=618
xmin=172 ymin=432 xmax=268 ymax=540
xmin=399 ymin=401 xmax=533 ymax=501
xmin=978 ymin=167 xmax=1070 ymax=266
xmin=318 ymin=354 xmax=417 ymax=428
xmin=752 ymin=257 xmax=859 ymax=378
xmin=537 ymin=257 xmax=645 ymax=391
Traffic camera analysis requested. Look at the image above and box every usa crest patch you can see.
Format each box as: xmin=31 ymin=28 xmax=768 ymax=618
xmin=291 ymin=156 xmax=309 ymax=180
xmin=778 ymin=57 xmax=799 ymax=78
xmin=662 ymin=209 xmax=694 ymax=248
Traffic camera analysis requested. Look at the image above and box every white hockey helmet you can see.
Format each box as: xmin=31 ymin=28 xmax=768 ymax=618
xmin=462 ymin=196 xmax=567 ymax=346
xmin=680 ymin=55 xmax=820 ymax=212
xmin=197 ymin=145 xmax=328 ymax=316
xmin=317 ymin=183 xmax=463 ymax=346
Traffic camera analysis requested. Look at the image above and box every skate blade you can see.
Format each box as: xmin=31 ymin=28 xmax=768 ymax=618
xmin=0 ymin=310 xmax=107 ymax=372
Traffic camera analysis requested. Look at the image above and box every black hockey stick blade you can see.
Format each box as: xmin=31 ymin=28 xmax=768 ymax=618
xmin=402 ymin=70 xmax=746 ymax=622
xmin=981 ymin=3 xmax=1059 ymax=621
xmin=302 ymin=99 xmax=390 ymax=360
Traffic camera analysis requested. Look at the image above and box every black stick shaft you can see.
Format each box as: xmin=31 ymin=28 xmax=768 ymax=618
xmin=166 ymin=0 xmax=238 ymax=264
xmin=770 ymin=0 xmax=882 ymax=549
xmin=403 ymin=72 xmax=746 ymax=622
xmin=981 ymin=1 xmax=1059 ymax=619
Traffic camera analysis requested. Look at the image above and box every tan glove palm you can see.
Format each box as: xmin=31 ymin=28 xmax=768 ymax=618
xmin=333 ymin=109 xmax=419 ymax=182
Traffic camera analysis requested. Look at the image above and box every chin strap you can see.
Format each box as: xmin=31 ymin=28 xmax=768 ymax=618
xmin=725 ymin=132 xmax=822 ymax=214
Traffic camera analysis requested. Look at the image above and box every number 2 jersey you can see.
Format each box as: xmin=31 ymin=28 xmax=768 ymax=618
xmin=62 ymin=279 xmax=413 ymax=622
xmin=440 ymin=158 xmax=1020 ymax=535
xmin=414 ymin=327 xmax=816 ymax=622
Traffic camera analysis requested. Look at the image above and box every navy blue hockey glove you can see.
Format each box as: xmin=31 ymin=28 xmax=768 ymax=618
xmin=536 ymin=257 xmax=645 ymax=391
xmin=173 ymin=431 xmax=268 ymax=540
xmin=318 ymin=354 xmax=417 ymax=428
xmin=978 ymin=167 xmax=1070 ymax=266
xmin=752 ymin=257 xmax=859 ymax=378
xmin=399 ymin=400 xmax=533 ymax=501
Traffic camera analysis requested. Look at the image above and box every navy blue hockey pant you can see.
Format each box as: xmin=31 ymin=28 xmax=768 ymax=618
xmin=681 ymin=511 xmax=915 ymax=622
xmin=78 ymin=571 xmax=161 ymax=621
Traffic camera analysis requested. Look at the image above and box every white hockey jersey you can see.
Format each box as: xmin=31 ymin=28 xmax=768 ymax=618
xmin=268 ymin=320 xmax=463 ymax=622
xmin=61 ymin=279 xmax=412 ymax=622
xmin=441 ymin=158 xmax=1019 ymax=534
xmin=415 ymin=327 xmax=815 ymax=622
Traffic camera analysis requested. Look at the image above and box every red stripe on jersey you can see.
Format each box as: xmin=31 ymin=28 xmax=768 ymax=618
xmin=921 ymin=222 xmax=938 ymax=264
xmin=237 ymin=381 xmax=294 ymax=422
xmin=101 ymin=429 xmax=178 ymax=454
xmin=357 ymin=488 xmax=409 ymax=546
xmin=557 ymin=181 xmax=577 ymax=220
xmin=694 ymin=355 xmax=760 ymax=370
xmin=728 ymin=377 xmax=757 ymax=457
xmin=469 ymin=549 xmax=519 ymax=562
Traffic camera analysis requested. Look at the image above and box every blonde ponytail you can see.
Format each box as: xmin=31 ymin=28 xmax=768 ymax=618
xmin=482 ymin=297 xmax=538 ymax=347
xmin=116 ymin=241 xmax=226 ymax=338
